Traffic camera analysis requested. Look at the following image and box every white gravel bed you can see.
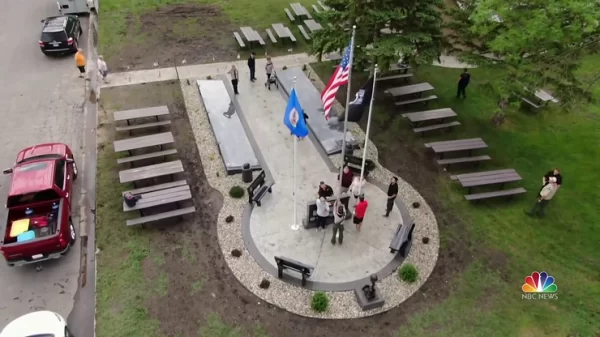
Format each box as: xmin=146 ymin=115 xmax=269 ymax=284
xmin=179 ymin=63 xmax=440 ymax=319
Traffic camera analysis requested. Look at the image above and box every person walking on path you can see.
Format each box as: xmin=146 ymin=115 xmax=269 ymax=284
xmin=247 ymin=52 xmax=256 ymax=82
xmin=526 ymin=176 xmax=558 ymax=218
xmin=318 ymin=181 xmax=334 ymax=199
xmin=315 ymin=197 xmax=330 ymax=231
xmin=264 ymin=57 xmax=274 ymax=89
xmin=229 ymin=64 xmax=240 ymax=94
xmin=331 ymin=201 xmax=346 ymax=245
xmin=383 ymin=177 xmax=398 ymax=217
xmin=456 ymin=68 xmax=471 ymax=99
xmin=75 ymin=48 xmax=86 ymax=78
xmin=337 ymin=165 xmax=354 ymax=211
xmin=354 ymin=195 xmax=368 ymax=232
xmin=97 ymin=55 xmax=108 ymax=82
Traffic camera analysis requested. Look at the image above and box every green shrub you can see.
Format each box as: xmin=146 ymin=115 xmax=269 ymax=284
xmin=399 ymin=264 xmax=418 ymax=283
xmin=311 ymin=291 xmax=329 ymax=313
xmin=229 ymin=186 xmax=245 ymax=199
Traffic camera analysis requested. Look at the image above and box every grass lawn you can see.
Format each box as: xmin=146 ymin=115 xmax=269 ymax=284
xmin=312 ymin=57 xmax=600 ymax=337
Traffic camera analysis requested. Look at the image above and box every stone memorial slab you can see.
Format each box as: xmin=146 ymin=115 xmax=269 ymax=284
xmin=197 ymin=80 xmax=260 ymax=174
xmin=276 ymin=67 xmax=357 ymax=155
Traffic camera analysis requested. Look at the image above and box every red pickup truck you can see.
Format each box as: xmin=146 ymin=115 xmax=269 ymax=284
xmin=0 ymin=143 xmax=78 ymax=266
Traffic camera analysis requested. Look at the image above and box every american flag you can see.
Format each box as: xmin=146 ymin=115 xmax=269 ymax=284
xmin=321 ymin=40 xmax=353 ymax=120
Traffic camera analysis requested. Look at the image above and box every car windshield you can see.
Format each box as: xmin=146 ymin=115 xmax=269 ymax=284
xmin=41 ymin=31 xmax=66 ymax=42
xmin=18 ymin=154 xmax=62 ymax=164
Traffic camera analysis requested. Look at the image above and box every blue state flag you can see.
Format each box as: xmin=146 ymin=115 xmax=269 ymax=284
xmin=283 ymin=88 xmax=309 ymax=138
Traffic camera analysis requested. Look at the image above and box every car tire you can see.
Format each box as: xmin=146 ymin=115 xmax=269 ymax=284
xmin=69 ymin=218 xmax=77 ymax=244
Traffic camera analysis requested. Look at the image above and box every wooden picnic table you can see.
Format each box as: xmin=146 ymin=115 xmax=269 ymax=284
xmin=114 ymin=106 xmax=169 ymax=124
xmin=534 ymin=89 xmax=559 ymax=103
xmin=425 ymin=138 xmax=487 ymax=159
xmin=240 ymin=26 xmax=265 ymax=46
xmin=402 ymin=108 xmax=457 ymax=125
xmin=119 ymin=160 xmax=184 ymax=184
xmin=385 ymin=83 xmax=434 ymax=97
xmin=113 ymin=132 xmax=174 ymax=153
xmin=123 ymin=184 xmax=192 ymax=211
xmin=304 ymin=19 xmax=323 ymax=32
xmin=453 ymin=169 xmax=522 ymax=192
xmin=272 ymin=23 xmax=292 ymax=40
xmin=290 ymin=3 xmax=310 ymax=17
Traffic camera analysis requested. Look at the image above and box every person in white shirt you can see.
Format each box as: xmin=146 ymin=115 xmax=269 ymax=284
xmin=97 ymin=55 xmax=108 ymax=82
xmin=527 ymin=176 xmax=558 ymax=217
xmin=349 ymin=176 xmax=366 ymax=208
xmin=315 ymin=197 xmax=330 ymax=231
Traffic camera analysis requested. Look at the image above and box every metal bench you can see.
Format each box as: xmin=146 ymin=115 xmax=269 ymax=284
xmin=117 ymin=149 xmax=178 ymax=165
xmin=274 ymin=256 xmax=315 ymax=286
xmin=465 ymin=187 xmax=527 ymax=201
xmin=413 ymin=121 xmax=461 ymax=136
xmin=437 ymin=155 xmax=491 ymax=170
xmin=389 ymin=222 xmax=415 ymax=256
xmin=287 ymin=28 xmax=297 ymax=42
xmin=298 ymin=25 xmax=311 ymax=40
xmin=247 ymin=170 xmax=273 ymax=207
xmin=265 ymin=28 xmax=277 ymax=43
xmin=115 ymin=120 xmax=171 ymax=132
xmin=284 ymin=8 xmax=295 ymax=21
xmin=126 ymin=206 xmax=196 ymax=227
xmin=233 ymin=32 xmax=245 ymax=48
xmin=312 ymin=4 xmax=321 ymax=12
xmin=343 ymin=154 xmax=376 ymax=177
xmin=395 ymin=95 xmax=438 ymax=106
xmin=377 ymin=73 xmax=413 ymax=82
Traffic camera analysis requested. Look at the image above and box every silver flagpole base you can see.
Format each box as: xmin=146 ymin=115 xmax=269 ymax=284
xmin=291 ymin=224 xmax=300 ymax=231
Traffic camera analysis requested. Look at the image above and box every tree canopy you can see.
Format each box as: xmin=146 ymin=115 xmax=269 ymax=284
xmin=447 ymin=0 xmax=600 ymax=101
xmin=311 ymin=0 xmax=447 ymax=72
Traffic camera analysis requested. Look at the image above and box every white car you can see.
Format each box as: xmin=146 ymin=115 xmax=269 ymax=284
xmin=0 ymin=311 xmax=74 ymax=337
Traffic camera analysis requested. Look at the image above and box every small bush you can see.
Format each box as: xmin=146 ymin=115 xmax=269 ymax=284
xmin=311 ymin=291 xmax=329 ymax=312
xmin=422 ymin=237 xmax=429 ymax=244
xmin=225 ymin=215 xmax=234 ymax=223
xmin=231 ymin=249 xmax=242 ymax=257
xmin=206 ymin=75 xmax=213 ymax=80
xmin=412 ymin=202 xmax=420 ymax=208
xmin=229 ymin=186 xmax=245 ymax=198
xmin=282 ymin=65 xmax=288 ymax=70
xmin=302 ymin=64 xmax=307 ymax=71
xmin=398 ymin=264 xmax=418 ymax=283
xmin=259 ymin=279 xmax=270 ymax=289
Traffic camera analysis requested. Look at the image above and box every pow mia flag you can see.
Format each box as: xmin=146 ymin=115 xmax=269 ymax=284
xmin=339 ymin=76 xmax=374 ymax=123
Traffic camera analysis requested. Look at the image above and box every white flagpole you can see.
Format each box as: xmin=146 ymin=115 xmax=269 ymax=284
xmin=358 ymin=65 xmax=378 ymax=195
xmin=291 ymin=76 xmax=300 ymax=231
xmin=337 ymin=25 xmax=357 ymax=201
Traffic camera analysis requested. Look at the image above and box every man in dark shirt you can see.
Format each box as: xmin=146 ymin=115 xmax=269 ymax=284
xmin=247 ymin=52 xmax=256 ymax=82
xmin=383 ymin=177 xmax=398 ymax=217
xmin=318 ymin=181 xmax=334 ymax=199
xmin=457 ymin=68 xmax=471 ymax=99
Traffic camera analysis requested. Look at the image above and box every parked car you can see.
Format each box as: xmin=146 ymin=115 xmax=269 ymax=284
xmin=0 ymin=310 xmax=74 ymax=337
xmin=39 ymin=15 xmax=82 ymax=55
xmin=0 ymin=143 xmax=78 ymax=267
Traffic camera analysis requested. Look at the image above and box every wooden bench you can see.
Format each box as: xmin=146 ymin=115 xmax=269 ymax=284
xmin=389 ymin=222 xmax=415 ymax=256
xmin=116 ymin=120 xmax=171 ymax=132
xmin=123 ymin=185 xmax=192 ymax=212
xmin=233 ymin=32 xmax=245 ymax=48
xmin=274 ymin=256 xmax=315 ymax=287
xmin=520 ymin=97 xmax=541 ymax=109
xmin=395 ymin=95 xmax=438 ymax=106
xmin=413 ymin=121 xmax=461 ymax=136
xmin=465 ymin=187 xmax=527 ymax=201
xmin=437 ymin=155 xmax=491 ymax=170
xmin=119 ymin=160 xmax=184 ymax=184
xmin=265 ymin=28 xmax=277 ymax=43
xmin=117 ymin=149 xmax=178 ymax=165
xmin=377 ymin=73 xmax=413 ymax=82
xmin=287 ymin=28 xmax=297 ymax=42
xmin=298 ymin=25 xmax=311 ymax=40
xmin=312 ymin=4 xmax=321 ymax=13
xmin=284 ymin=8 xmax=295 ymax=21
xmin=343 ymin=154 xmax=376 ymax=177
xmin=126 ymin=206 xmax=196 ymax=227
xmin=123 ymin=180 xmax=187 ymax=196
xmin=247 ymin=170 xmax=273 ymax=207
xmin=256 ymin=34 xmax=266 ymax=46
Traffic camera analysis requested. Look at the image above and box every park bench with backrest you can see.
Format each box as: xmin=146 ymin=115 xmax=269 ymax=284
xmin=233 ymin=32 xmax=246 ymax=48
xmin=343 ymin=154 xmax=376 ymax=177
xmin=389 ymin=222 xmax=415 ymax=256
xmin=247 ymin=170 xmax=274 ymax=207
xmin=274 ymin=256 xmax=315 ymax=286
xmin=298 ymin=25 xmax=311 ymax=40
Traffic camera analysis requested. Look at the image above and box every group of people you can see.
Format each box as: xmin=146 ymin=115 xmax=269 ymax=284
xmin=73 ymin=48 xmax=109 ymax=83
xmin=313 ymin=166 xmax=400 ymax=245
xmin=228 ymin=52 xmax=275 ymax=95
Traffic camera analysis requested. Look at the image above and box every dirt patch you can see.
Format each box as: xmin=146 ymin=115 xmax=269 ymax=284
xmin=109 ymin=4 xmax=237 ymax=72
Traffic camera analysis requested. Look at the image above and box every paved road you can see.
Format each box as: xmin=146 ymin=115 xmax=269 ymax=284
xmin=0 ymin=0 xmax=87 ymax=330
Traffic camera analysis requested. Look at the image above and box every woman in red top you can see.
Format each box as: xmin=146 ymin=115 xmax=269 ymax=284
xmin=353 ymin=195 xmax=368 ymax=232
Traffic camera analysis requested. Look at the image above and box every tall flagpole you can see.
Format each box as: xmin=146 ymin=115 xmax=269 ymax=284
xmin=358 ymin=64 xmax=378 ymax=195
xmin=337 ymin=25 xmax=357 ymax=202
xmin=291 ymin=76 xmax=300 ymax=231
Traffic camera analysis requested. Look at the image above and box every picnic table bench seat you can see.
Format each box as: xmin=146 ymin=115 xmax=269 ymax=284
xmin=436 ymin=155 xmax=491 ymax=170
xmin=464 ymin=187 xmax=527 ymax=201
xmin=298 ymin=25 xmax=311 ymax=40
xmin=116 ymin=120 xmax=171 ymax=132
xmin=395 ymin=95 xmax=438 ymax=106
xmin=123 ymin=180 xmax=188 ymax=195
xmin=123 ymin=185 xmax=192 ymax=211
xmin=520 ymin=97 xmax=541 ymax=109
xmin=413 ymin=121 xmax=461 ymax=136
xmin=117 ymin=149 xmax=178 ymax=165
xmin=233 ymin=32 xmax=245 ymax=48
xmin=284 ymin=8 xmax=295 ymax=21
xmin=126 ymin=206 xmax=196 ymax=227
xmin=287 ymin=28 xmax=297 ymax=42
xmin=265 ymin=28 xmax=277 ymax=43
xmin=377 ymin=73 xmax=413 ymax=82
xmin=312 ymin=4 xmax=321 ymax=12
xmin=114 ymin=106 xmax=169 ymax=123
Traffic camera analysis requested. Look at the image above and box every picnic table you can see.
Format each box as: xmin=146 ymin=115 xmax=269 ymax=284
xmin=119 ymin=160 xmax=184 ymax=184
xmin=240 ymin=26 xmax=265 ymax=47
xmin=304 ymin=19 xmax=323 ymax=33
xmin=452 ymin=169 xmax=522 ymax=193
xmin=114 ymin=106 xmax=169 ymax=124
xmin=385 ymin=83 xmax=434 ymax=98
xmin=533 ymin=89 xmax=559 ymax=104
xmin=113 ymin=132 xmax=174 ymax=154
xmin=425 ymin=138 xmax=487 ymax=159
xmin=290 ymin=3 xmax=311 ymax=18
xmin=402 ymin=108 xmax=457 ymax=125
xmin=123 ymin=184 xmax=192 ymax=212
xmin=271 ymin=23 xmax=296 ymax=42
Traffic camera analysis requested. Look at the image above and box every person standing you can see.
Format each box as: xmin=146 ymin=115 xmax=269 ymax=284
xmin=97 ymin=55 xmax=108 ymax=82
xmin=318 ymin=181 xmax=334 ymax=199
xmin=542 ymin=168 xmax=562 ymax=188
xmin=337 ymin=165 xmax=354 ymax=211
xmin=315 ymin=197 xmax=330 ymax=231
xmin=229 ymin=64 xmax=239 ymax=94
xmin=383 ymin=177 xmax=398 ymax=217
xmin=264 ymin=57 xmax=274 ymax=89
xmin=349 ymin=176 xmax=366 ymax=208
xmin=353 ymin=195 xmax=369 ymax=232
xmin=247 ymin=52 xmax=256 ymax=82
xmin=75 ymin=48 xmax=86 ymax=78
xmin=456 ymin=68 xmax=471 ymax=99
xmin=331 ymin=201 xmax=346 ymax=245
xmin=527 ymin=177 xmax=558 ymax=218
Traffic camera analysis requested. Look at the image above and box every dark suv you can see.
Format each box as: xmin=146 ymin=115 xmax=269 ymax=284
xmin=39 ymin=16 xmax=82 ymax=55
